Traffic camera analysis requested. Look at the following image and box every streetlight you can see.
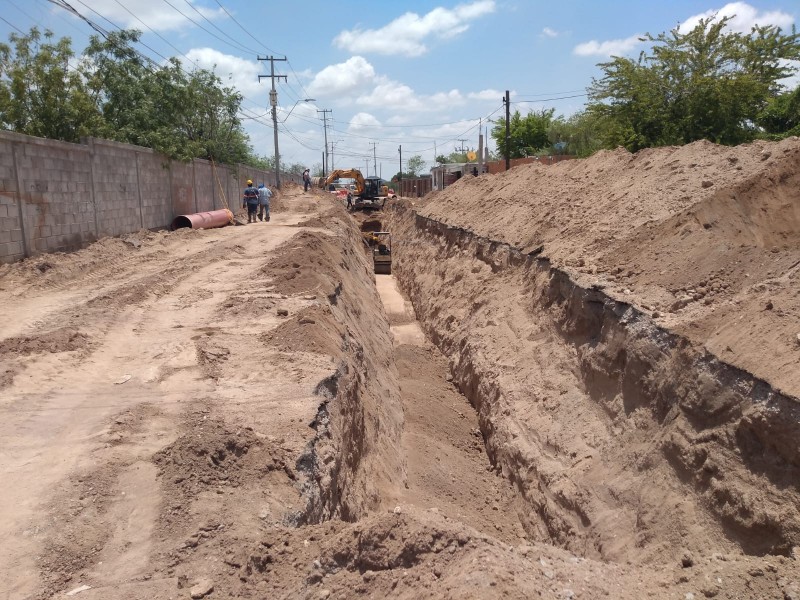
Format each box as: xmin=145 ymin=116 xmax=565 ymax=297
xmin=280 ymin=98 xmax=315 ymax=123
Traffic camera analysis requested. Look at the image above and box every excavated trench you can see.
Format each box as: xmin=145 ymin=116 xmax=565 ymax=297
xmin=287 ymin=202 xmax=798 ymax=572
xmin=372 ymin=204 xmax=800 ymax=564
xmin=290 ymin=211 xmax=524 ymax=543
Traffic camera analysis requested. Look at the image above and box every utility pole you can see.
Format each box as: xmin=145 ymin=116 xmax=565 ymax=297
xmin=504 ymin=90 xmax=510 ymax=171
xmin=317 ymin=108 xmax=332 ymax=177
xmin=369 ymin=142 xmax=377 ymax=176
xmin=398 ymin=145 xmax=402 ymax=193
xmin=457 ymin=139 xmax=468 ymax=153
xmin=258 ymin=56 xmax=287 ymax=188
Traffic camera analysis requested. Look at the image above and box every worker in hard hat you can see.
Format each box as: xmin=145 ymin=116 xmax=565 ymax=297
xmin=242 ymin=179 xmax=259 ymax=223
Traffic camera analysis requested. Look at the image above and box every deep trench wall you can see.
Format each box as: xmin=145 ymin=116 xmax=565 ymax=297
xmin=264 ymin=212 xmax=406 ymax=523
xmin=386 ymin=204 xmax=800 ymax=562
xmin=0 ymin=130 xmax=302 ymax=264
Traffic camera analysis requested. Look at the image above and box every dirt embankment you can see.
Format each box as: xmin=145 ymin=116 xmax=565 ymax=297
xmin=384 ymin=138 xmax=800 ymax=568
xmin=258 ymin=214 xmax=406 ymax=523
xmin=419 ymin=138 xmax=800 ymax=398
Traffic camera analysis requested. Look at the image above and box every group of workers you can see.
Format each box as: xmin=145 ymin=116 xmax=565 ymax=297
xmin=242 ymin=179 xmax=272 ymax=224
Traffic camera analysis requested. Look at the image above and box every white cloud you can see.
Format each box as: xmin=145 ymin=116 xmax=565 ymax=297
xmin=573 ymin=34 xmax=643 ymax=57
xmin=333 ymin=0 xmax=496 ymax=57
xmin=542 ymin=27 xmax=559 ymax=38
xmin=184 ymin=48 xmax=262 ymax=96
xmin=348 ymin=112 xmax=382 ymax=132
xmin=468 ymin=88 xmax=503 ymax=101
xmin=680 ymin=2 xmax=794 ymax=33
xmin=307 ymin=56 xmax=377 ymax=97
xmin=357 ymin=83 xmax=465 ymax=112
xmin=79 ymin=0 xmax=225 ymax=32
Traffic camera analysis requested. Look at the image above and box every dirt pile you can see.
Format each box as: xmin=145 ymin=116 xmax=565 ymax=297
xmin=0 ymin=326 xmax=90 ymax=356
xmin=419 ymin=138 xmax=800 ymax=396
xmin=385 ymin=137 xmax=800 ymax=569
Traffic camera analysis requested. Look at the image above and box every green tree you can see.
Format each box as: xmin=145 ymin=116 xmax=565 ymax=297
xmin=547 ymin=110 xmax=611 ymax=157
xmin=588 ymin=15 xmax=800 ymax=150
xmin=83 ymin=30 xmax=251 ymax=163
xmin=435 ymin=154 xmax=447 ymax=164
xmin=0 ymin=27 xmax=101 ymax=141
xmin=757 ymin=86 xmax=800 ymax=138
xmin=406 ymin=155 xmax=426 ymax=176
xmin=491 ymin=108 xmax=555 ymax=158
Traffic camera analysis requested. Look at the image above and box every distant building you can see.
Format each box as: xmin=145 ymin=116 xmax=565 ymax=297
xmin=430 ymin=162 xmax=488 ymax=191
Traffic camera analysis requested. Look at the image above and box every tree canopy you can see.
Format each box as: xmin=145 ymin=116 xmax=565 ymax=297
xmin=406 ymin=155 xmax=426 ymax=176
xmin=491 ymin=108 xmax=555 ymax=158
xmin=0 ymin=27 xmax=256 ymax=164
xmin=587 ymin=15 xmax=800 ymax=150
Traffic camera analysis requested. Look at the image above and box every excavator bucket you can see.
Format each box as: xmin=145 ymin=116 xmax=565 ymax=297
xmin=373 ymin=260 xmax=392 ymax=275
xmin=372 ymin=232 xmax=392 ymax=275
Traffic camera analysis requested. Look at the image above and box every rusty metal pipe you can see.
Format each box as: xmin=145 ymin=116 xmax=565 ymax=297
xmin=170 ymin=209 xmax=233 ymax=231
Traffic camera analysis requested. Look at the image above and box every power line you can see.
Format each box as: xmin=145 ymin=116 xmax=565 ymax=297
xmin=515 ymin=89 xmax=586 ymax=98
xmin=161 ymin=0 xmax=253 ymax=56
xmin=112 ymin=0 xmax=200 ymax=68
xmin=0 ymin=14 xmax=26 ymax=34
xmin=180 ymin=0 xmax=252 ymax=56
xmin=513 ymin=93 xmax=588 ymax=104
xmin=212 ymin=0 xmax=275 ymax=55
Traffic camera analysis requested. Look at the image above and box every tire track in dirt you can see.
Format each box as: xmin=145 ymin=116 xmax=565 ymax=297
xmin=0 ymin=203 xmax=325 ymax=599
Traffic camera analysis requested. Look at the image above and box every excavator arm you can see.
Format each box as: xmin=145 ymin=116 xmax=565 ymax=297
xmin=323 ymin=169 xmax=366 ymax=194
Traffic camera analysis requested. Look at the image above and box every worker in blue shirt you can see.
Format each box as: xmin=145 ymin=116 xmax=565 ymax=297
xmin=242 ymin=179 xmax=259 ymax=223
xmin=258 ymin=183 xmax=272 ymax=222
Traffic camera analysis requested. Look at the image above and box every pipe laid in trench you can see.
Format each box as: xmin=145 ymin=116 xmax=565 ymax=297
xmin=170 ymin=209 xmax=233 ymax=231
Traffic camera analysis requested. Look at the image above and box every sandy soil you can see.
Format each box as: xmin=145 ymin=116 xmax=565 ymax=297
xmin=1 ymin=167 xmax=798 ymax=600
xmin=419 ymin=138 xmax=800 ymax=397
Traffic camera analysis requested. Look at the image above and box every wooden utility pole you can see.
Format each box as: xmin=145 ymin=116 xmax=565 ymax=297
xmin=398 ymin=145 xmax=402 ymax=192
xmin=317 ymin=109 xmax=332 ymax=177
xmin=369 ymin=142 xmax=377 ymax=176
xmin=258 ymin=56 xmax=287 ymax=188
xmin=504 ymin=90 xmax=510 ymax=171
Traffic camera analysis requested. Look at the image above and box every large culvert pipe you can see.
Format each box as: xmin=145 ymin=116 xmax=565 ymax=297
xmin=170 ymin=209 xmax=233 ymax=231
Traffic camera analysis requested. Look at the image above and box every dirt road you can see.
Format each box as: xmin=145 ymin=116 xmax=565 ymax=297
xmin=0 ymin=194 xmax=331 ymax=597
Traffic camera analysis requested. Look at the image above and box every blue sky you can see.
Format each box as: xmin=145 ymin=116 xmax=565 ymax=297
xmin=1 ymin=1 xmax=797 ymax=175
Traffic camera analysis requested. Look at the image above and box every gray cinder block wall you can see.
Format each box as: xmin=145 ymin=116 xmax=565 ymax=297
xmin=0 ymin=130 xmax=300 ymax=263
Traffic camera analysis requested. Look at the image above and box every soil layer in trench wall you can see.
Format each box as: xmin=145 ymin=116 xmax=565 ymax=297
xmin=386 ymin=204 xmax=800 ymax=564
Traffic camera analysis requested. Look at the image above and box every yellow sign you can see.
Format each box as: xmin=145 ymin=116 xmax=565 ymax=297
xmin=466 ymin=151 xmax=477 ymax=161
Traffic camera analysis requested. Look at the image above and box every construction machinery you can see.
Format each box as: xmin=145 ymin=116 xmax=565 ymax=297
xmin=370 ymin=232 xmax=392 ymax=274
xmin=323 ymin=169 xmax=390 ymax=210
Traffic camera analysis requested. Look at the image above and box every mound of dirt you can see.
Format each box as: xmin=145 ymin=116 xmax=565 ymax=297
xmin=261 ymin=305 xmax=346 ymax=358
xmin=0 ymin=327 xmax=90 ymax=356
xmin=418 ymin=137 xmax=800 ymax=397
xmin=153 ymin=420 xmax=290 ymax=495
xmin=259 ymin=224 xmax=354 ymax=298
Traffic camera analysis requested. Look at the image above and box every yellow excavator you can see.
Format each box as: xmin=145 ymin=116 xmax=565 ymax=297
xmin=322 ymin=169 xmax=390 ymax=210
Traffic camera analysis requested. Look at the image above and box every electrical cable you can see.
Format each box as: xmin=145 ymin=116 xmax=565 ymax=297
xmin=112 ymin=0 xmax=200 ymax=68
xmin=0 ymin=14 xmax=28 ymax=34
xmin=161 ymin=0 xmax=254 ymax=56
xmin=180 ymin=0 xmax=253 ymax=56
xmin=211 ymin=0 xmax=277 ymax=55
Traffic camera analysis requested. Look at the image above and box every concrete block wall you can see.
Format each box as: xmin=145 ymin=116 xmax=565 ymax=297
xmin=0 ymin=136 xmax=25 ymax=262
xmin=137 ymin=150 xmax=172 ymax=230
xmin=194 ymin=160 xmax=215 ymax=213
xmin=169 ymin=160 xmax=195 ymax=217
xmin=2 ymin=132 xmax=96 ymax=258
xmin=0 ymin=130 xmax=309 ymax=264
xmin=91 ymin=139 xmax=143 ymax=237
